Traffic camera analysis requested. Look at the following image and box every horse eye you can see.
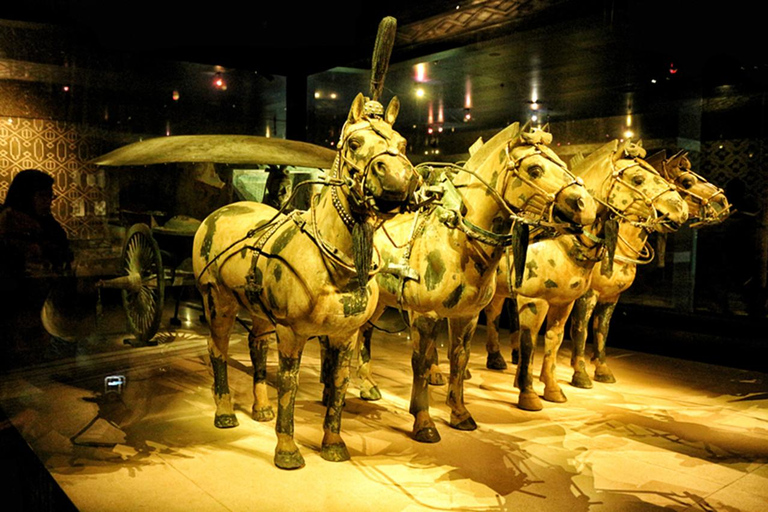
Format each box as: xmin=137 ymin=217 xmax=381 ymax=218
xmin=631 ymin=174 xmax=645 ymax=186
xmin=681 ymin=177 xmax=696 ymax=189
xmin=348 ymin=138 xmax=362 ymax=151
xmin=527 ymin=165 xmax=543 ymax=179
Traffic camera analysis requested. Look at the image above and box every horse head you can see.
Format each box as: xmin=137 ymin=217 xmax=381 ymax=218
xmin=653 ymin=150 xmax=731 ymax=227
xmin=336 ymin=93 xmax=419 ymax=219
xmin=502 ymin=124 xmax=596 ymax=231
xmin=598 ymin=140 xmax=689 ymax=233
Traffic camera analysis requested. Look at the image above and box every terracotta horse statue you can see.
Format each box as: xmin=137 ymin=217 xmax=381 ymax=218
xmin=192 ymin=93 xmax=420 ymax=469
xmin=348 ymin=123 xmax=597 ymax=443
xmin=483 ymin=139 xmax=689 ymax=411
xmin=568 ymin=149 xmax=731 ymax=388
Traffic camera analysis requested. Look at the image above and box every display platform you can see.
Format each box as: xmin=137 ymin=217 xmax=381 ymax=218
xmin=1 ymin=304 xmax=766 ymax=512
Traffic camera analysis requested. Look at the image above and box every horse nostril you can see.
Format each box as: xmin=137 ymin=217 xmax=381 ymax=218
xmin=373 ymin=161 xmax=388 ymax=177
xmin=576 ymin=197 xmax=586 ymax=211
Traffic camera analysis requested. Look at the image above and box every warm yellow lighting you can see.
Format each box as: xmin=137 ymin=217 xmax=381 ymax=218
xmin=172 ymin=90 xmax=180 ymax=101
xmin=624 ymin=130 xmax=634 ymax=139
xmin=266 ymin=125 xmax=271 ymax=138
xmin=416 ymin=88 xmax=425 ymax=98
xmin=330 ymin=92 xmax=338 ymax=99
xmin=414 ymin=63 xmax=427 ymax=82
xmin=314 ymin=91 xmax=321 ymax=99
xmin=626 ymin=114 xmax=633 ymax=127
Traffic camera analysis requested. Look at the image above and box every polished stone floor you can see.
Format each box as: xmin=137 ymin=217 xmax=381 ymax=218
xmin=1 ymin=302 xmax=767 ymax=512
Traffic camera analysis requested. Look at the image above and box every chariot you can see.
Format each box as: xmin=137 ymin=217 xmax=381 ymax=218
xmin=91 ymin=135 xmax=335 ymax=344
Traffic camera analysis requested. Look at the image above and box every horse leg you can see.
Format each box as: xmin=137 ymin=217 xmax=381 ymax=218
xmin=248 ymin=318 xmax=276 ymax=421
xmin=509 ymin=296 xmax=521 ymax=365
xmin=409 ymin=313 xmax=441 ymax=443
xmin=319 ymin=333 xmax=355 ymax=462
xmin=426 ymin=326 xmax=446 ymax=386
xmin=447 ymin=316 xmax=479 ymax=430
xmin=570 ymin=291 xmax=598 ymax=389
xmin=540 ymin=303 xmax=574 ymax=403
xmin=484 ymin=296 xmax=508 ymax=370
xmin=357 ymin=304 xmax=385 ymax=400
xmin=515 ymin=298 xmax=546 ymax=411
xmin=592 ymin=299 xmax=618 ymax=383
xmin=273 ymin=325 xmax=306 ymax=470
xmin=201 ymin=285 xmax=240 ymax=428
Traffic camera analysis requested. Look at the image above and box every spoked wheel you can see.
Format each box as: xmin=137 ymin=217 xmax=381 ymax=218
xmin=121 ymin=224 xmax=165 ymax=344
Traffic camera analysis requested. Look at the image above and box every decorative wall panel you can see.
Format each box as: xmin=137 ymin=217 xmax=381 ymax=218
xmin=0 ymin=116 xmax=108 ymax=241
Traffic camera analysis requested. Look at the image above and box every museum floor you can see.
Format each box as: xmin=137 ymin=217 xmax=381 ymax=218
xmin=1 ymin=301 xmax=767 ymax=512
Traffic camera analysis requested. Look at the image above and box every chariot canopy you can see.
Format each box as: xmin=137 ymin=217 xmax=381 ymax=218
xmin=90 ymin=135 xmax=336 ymax=169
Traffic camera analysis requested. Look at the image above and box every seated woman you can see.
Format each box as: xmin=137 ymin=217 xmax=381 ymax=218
xmin=0 ymin=169 xmax=73 ymax=368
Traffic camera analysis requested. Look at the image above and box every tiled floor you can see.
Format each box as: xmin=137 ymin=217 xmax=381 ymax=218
xmin=1 ymin=305 xmax=766 ymax=511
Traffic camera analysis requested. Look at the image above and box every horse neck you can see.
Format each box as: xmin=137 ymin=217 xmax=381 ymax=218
xmin=313 ymin=156 xmax=356 ymax=256
xmin=616 ymin=221 xmax=648 ymax=258
xmin=456 ymin=149 xmax=509 ymax=230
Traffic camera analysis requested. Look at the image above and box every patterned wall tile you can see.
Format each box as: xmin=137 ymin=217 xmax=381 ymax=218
xmin=0 ymin=116 xmax=108 ymax=240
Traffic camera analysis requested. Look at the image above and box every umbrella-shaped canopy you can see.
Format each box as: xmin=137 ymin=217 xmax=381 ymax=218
xmin=91 ymin=135 xmax=336 ymax=169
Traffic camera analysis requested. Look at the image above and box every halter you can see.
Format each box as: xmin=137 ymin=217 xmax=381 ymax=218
xmin=500 ymin=142 xmax=585 ymax=225
xmin=660 ymin=161 xmax=731 ymax=227
xmin=598 ymin=157 xmax=678 ymax=230
xmin=333 ymin=103 xmax=417 ymax=225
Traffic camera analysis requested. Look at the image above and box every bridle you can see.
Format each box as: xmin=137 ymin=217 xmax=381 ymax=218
xmin=598 ymin=156 xmax=678 ymax=231
xmin=331 ymin=102 xmax=418 ymax=226
xmin=659 ymin=159 xmax=731 ymax=227
xmin=499 ymin=142 xmax=585 ymax=224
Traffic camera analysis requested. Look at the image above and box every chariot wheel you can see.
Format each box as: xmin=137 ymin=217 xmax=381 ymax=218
xmin=121 ymin=223 xmax=165 ymax=344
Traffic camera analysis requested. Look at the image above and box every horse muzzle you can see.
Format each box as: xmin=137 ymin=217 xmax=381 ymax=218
xmin=364 ymin=156 xmax=419 ymax=214
xmin=551 ymin=184 xmax=597 ymax=232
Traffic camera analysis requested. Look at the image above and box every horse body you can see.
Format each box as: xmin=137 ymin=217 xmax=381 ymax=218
xmin=568 ymin=150 xmax=731 ymax=388
xmin=355 ymin=124 xmax=597 ymax=442
xmin=193 ymin=94 xmax=419 ymax=470
xmin=484 ymin=140 xmax=689 ymax=411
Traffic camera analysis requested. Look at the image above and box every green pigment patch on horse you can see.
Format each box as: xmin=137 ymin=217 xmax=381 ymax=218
xmin=276 ymin=353 xmax=302 ymax=435
xmin=272 ymin=264 xmax=283 ymax=283
xmin=199 ymin=204 xmax=255 ymax=260
xmin=544 ymin=279 xmax=558 ymax=288
xmin=206 ymin=287 xmax=217 ymax=321
xmin=341 ymin=289 xmax=368 ymax=317
xmin=548 ymin=259 xmax=556 ymax=268
xmin=442 ymin=283 xmax=464 ymax=309
xmin=209 ymin=352 xmax=230 ymax=398
xmin=271 ymin=224 xmax=298 ymax=255
xmin=486 ymin=170 xmax=499 ymax=195
xmin=267 ymin=287 xmax=279 ymax=310
xmin=424 ymin=250 xmax=446 ymax=291
xmin=521 ymin=301 xmax=538 ymax=316
xmin=245 ymin=263 xmax=263 ymax=304
xmin=526 ymin=260 xmax=538 ymax=280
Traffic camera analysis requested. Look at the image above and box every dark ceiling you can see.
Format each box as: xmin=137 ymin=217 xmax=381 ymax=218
xmin=3 ymin=0 xmax=765 ymax=144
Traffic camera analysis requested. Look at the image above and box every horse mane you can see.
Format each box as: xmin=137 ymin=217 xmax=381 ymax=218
xmin=464 ymin=122 xmax=522 ymax=173
xmin=571 ymin=139 xmax=619 ymax=177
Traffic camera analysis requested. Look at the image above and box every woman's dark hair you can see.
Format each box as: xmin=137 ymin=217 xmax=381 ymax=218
xmin=4 ymin=168 xmax=54 ymax=215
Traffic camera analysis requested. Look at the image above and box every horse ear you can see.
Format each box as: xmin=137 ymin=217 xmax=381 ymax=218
xmin=348 ymin=93 xmax=366 ymax=123
xmin=384 ymin=96 xmax=400 ymax=125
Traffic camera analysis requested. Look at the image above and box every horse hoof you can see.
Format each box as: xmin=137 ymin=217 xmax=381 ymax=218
xmin=595 ymin=369 xmax=616 ymax=383
xmin=571 ymin=371 xmax=593 ymax=389
xmin=486 ymin=351 xmax=508 ymax=370
xmin=360 ymin=386 xmax=382 ymax=401
xmin=252 ymin=406 xmax=275 ymax=422
xmin=450 ymin=415 xmax=478 ymax=431
xmin=274 ymin=450 xmax=305 ymax=470
xmin=214 ymin=414 xmax=239 ymax=428
xmin=543 ymin=388 xmax=568 ymax=403
xmin=321 ymin=442 xmax=350 ymax=462
xmin=428 ymin=372 xmax=446 ymax=386
xmin=517 ymin=391 xmax=543 ymax=411
xmin=413 ymin=427 xmax=441 ymax=443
